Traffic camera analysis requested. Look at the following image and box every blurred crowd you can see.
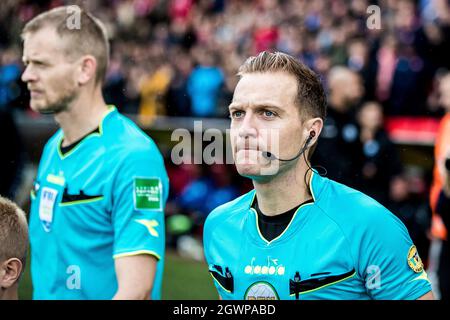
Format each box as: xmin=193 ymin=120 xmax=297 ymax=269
xmin=2 ymin=0 xmax=450 ymax=117
xmin=1 ymin=0 xmax=450 ymax=265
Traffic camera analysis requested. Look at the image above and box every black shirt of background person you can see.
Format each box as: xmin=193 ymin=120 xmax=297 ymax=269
xmin=436 ymin=190 xmax=450 ymax=301
xmin=166 ymin=70 xmax=191 ymax=117
xmin=437 ymin=190 xmax=450 ymax=233
xmin=0 ymin=109 xmax=24 ymax=198
xmin=311 ymin=106 xmax=363 ymax=189
xmin=386 ymin=47 xmax=432 ymax=116
xmin=357 ymin=129 xmax=402 ymax=206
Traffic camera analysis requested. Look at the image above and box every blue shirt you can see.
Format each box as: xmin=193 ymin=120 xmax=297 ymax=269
xmin=187 ymin=66 xmax=224 ymax=117
xmin=29 ymin=106 xmax=169 ymax=299
xmin=203 ymin=172 xmax=432 ymax=300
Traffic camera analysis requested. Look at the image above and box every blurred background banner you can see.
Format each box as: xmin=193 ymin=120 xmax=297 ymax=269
xmin=2 ymin=0 xmax=450 ymax=299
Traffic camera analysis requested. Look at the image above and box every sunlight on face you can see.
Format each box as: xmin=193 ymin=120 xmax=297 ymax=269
xmin=229 ymin=72 xmax=303 ymax=179
xmin=21 ymin=27 xmax=79 ymax=114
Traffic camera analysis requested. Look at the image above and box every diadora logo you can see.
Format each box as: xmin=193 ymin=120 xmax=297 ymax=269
xmin=244 ymin=257 xmax=285 ymax=276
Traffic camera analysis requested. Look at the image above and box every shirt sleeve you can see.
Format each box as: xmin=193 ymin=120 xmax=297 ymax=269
xmin=203 ymin=208 xmax=231 ymax=299
xmin=111 ymin=150 xmax=169 ymax=260
xmin=358 ymin=208 xmax=433 ymax=300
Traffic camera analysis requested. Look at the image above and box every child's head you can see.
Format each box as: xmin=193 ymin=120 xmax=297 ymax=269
xmin=0 ymin=196 xmax=28 ymax=299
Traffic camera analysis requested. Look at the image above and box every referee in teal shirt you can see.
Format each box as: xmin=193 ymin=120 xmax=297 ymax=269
xmin=203 ymin=51 xmax=434 ymax=300
xmin=22 ymin=7 xmax=168 ymax=299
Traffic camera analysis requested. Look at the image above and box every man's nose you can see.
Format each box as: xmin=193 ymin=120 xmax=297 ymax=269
xmin=238 ymin=113 xmax=258 ymax=138
xmin=21 ymin=65 xmax=37 ymax=83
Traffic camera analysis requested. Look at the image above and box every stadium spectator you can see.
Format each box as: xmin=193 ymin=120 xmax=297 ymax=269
xmin=430 ymin=72 xmax=450 ymax=300
xmin=0 ymin=48 xmax=26 ymax=199
xmin=0 ymin=108 xmax=24 ymax=199
xmin=430 ymin=73 xmax=450 ymax=238
xmin=0 ymin=48 xmax=23 ymax=111
xmin=436 ymin=156 xmax=450 ymax=238
xmin=203 ymin=164 xmax=239 ymax=216
xmin=174 ymin=164 xmax=238 ymax=225
xmin=356 ymin=101 xmax=402 ymax=205
xmin=311 ymin=66 xmax=364 ymax=188
xmin=388 ymin=173 xmax=432 ymax=268
xmin=435 ymin=153 xmax=450 ymax=301
xmin=166 ymin=49 xmax=193 ymax=116
xmin=177 ymin=164 xmax=212 ymax=218
xmin=0 ymin=0 xmax=448 ymax=118
xmin=0 ymin=196 xmax=28 ymax=300
xmin=187 ymin=47 xmax=224 ymax=117
xmin=138 ymin=61 xmax=174 ymax=125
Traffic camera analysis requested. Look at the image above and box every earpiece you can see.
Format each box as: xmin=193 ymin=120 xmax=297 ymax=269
xmin=305 ymin=131 xmax=316 ymax=147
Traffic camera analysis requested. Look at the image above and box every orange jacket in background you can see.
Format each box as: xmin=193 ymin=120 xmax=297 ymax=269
xmin=430 ymin=113 xmax=450 ymax=240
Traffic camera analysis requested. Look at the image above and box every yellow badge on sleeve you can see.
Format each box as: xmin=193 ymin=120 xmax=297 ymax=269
xmin=407 ymin=245 xmax=424 ymax=273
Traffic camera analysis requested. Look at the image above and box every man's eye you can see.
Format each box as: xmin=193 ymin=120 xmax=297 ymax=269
xmin=30 ymin=61 xmax=47 ymax=68
xmin=231 ymin=111 xmax=244 ymax=118
xmin=263 ymin=110 xmax=276 ymax=117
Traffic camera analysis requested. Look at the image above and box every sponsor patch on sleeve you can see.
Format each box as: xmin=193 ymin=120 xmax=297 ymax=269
xmin=407 ymin=245 xmax=424 ymax=273
xmin=133 ymin=177 xmax=162 ymax=210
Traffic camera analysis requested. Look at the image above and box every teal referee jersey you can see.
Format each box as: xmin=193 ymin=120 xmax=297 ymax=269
xmin=203 ymin=172 xmax=432 ymax=300
xmin=29 ymin=106 xmax=168 ymax=299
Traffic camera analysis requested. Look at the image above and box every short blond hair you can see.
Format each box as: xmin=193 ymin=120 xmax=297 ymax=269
xmin=238 ymin=51 xmax=327 ymax=122
xmin=21 ymin=6 xmax=110 ymax=84
xmin=0 ymin=197 xmax=29 ymax=268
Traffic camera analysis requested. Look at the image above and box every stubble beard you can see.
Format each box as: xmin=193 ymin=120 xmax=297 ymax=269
xmin=36 ymin=88 xmax=78 ymax=115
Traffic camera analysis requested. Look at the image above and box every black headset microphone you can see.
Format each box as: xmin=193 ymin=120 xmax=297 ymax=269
xmin=261 ymin=131 xmax=316 ymax=162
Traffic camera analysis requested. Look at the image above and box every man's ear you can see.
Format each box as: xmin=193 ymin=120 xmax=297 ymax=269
xmin=303 ymin=117 xmax=323 ymax=145
xmin=77 ymin=55 xmax=97 ymax=85
xmin=0 ymin=258 xmax=23 ymax=289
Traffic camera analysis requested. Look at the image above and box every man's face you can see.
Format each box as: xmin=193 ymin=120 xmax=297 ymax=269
xmin=229 ymin=72 xmax=303 ymax=179
xmin=359 ymin=103 xmax=383 ymax=131
xmin=21 ymin=27 xmax=79 ymax=114
xmin=342 ymin=72 xmax=364 ymax=106
xmin=439 ymin=75 xmax=450 ymax=113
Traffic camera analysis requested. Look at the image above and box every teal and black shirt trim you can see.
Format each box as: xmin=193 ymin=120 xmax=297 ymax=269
xmin=29 ymin=106 xmax=169 ymax=300
xmin=203 ymin=172 xmax=432 ymax=300
xmin=252 ymin=196 xmax=313 ymax=242
xmin=59 ymin=127 xmax=100 ymax=155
